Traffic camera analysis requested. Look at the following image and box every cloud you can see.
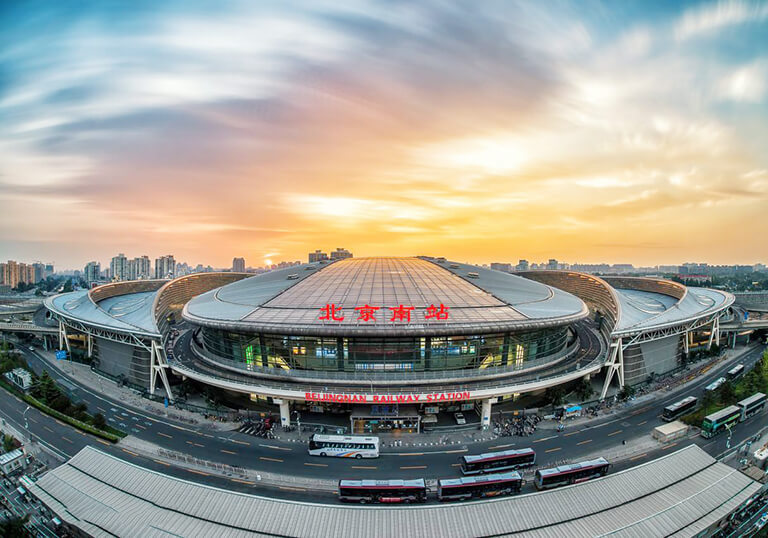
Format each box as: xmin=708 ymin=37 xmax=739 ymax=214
xmin=675 ymin=0 xmax=768 ymax=40
xmin=716 ymin=60 xmax=767 ymax=102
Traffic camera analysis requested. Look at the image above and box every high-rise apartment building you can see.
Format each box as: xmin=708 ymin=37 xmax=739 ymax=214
xmin=110 ymin=253 xmax=128 ymax=281
xmin=516 ymin=260 xmax=529 ymax=271
xmin=84 ymin=261 xmax=101 ymax=285
xmin=154 ymin=255 xmax=175 ymax=279
xmin=232 ymin=257 xmax=246 ymax=272
xmin=127 ymin=255 xmax=151 ymax=280
xmin=308 ymin=250 xmax=328 ymax=263
xmin=32 ymin=263 xmax=45 ymax=283
xmin=330 ymin=248 xmax=353 ymax=260
xmin=490 ymin=262 xmax=512 ymax=272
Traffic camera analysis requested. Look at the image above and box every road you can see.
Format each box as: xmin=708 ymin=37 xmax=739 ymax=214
xmin=5 ymin=341 xmax=767 ymax=503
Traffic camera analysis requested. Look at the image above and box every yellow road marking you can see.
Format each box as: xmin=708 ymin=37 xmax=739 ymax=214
xmin=630 ymin=453 xmax=648 ymax=461
xmin=157 ymin=432 xmax=172 ymax=439
xmin=279 ymin=486 xmax=306 ymax=492
xmin=533 ymin=436 xmax=556 ymax=443
xmin=607 ymin=430 xmax=623 ymax=437
xmin=134 ymin=424 xmax=146 ymax=430
xmin=220 ymin=449 xmax=237 ymax=455
xmin=352 ymin=465 xmax=377 ymax=469
xmin=185 ymin=441 xmax=204 ymax=448
xmin=55 ymin=419 xmax=65 ymax=427
xmin=637 ymin=420 xmax=647 ymax=426
xmin=661 ymin=442 xmax=678 ymax=451
xmin=96 ymin=439 xmax=111 ymax=446
xmin=231 ymin=478 xmax=255 ymax=485
xmin=488 ymin=444 xmax=513 ymax=450
xmin=444 ymin=449 xmax=468 ymax=454
xmin=304 ymin=462 xmax=328 ymax=467
xmin=545 ymin=447 xmax=561 ymax=453
xmin=563 ymin=432 xmax=578 ymax=437
xmin=398 ymin=452 xmax=424 ymax=456
xmin=259 ymin=457 xmax=283 ymax=463
xmin=61 ymin=436 xmax=73 ymax=443
xmin=400 ymin=465 xmax=427 ymax=470
xmin=230 ymin=439 xmax=250 ymax=446
xmin=451 ymin=463 xmax=462 ymax=467
xmin=186 ymin=469 xmax=210 ymax=476
xmin=577 ymin=439 xmax=592 ymax=446
xmin=153 ymin=459 xmax=170 ymax=467
xmin=122 ymin=449 xmax=138 ymax=456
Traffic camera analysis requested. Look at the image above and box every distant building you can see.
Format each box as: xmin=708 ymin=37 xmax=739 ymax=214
xmin=84 ymin=261 xmax=101 ymax=285
xmin=516 ymin=259 xmax=529 ymax=272
xmin=44 ymin=264 xmax=54 ymax=278
xmin=308 ymin=250 xmax=328 ymax=263
xmin=110 ymin=253 xmax=128 ymax=281
xmin=154 ymin=255 xmax=175 ymax=279
xmin=490 ymin=262 xmax=512 ymax=272
xmin=127 ymin=256 xmax=151 ymax=280
xmin=4 ymin=367 xmax=33 ymax=392
xmin=0 ymin=449 xmax=25 ymax=475
xmin=0 ymin=260 xmax=37 ymax=288
xmin=32 ymin=262 xmax=45 ymax=283
xmin=546 ymin=259 xmax=559 ymax=271
xmin=232 ymin=257 xmax=246 ymax=273
xmin=330 ymin=248 xmax=353 ymax=261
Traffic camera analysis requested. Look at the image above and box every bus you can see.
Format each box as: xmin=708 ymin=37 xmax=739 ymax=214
xmin=737 ymin=392 xmax=766 ymax=421
xmin=338 ymin=479 xmax=427 ymax=504
xmin=704 ymin=377 xmax=727 ymax=393
xmin=437 ymin=471 xmax=522 ymax=502
xmin=662 ymin=396 xmax=698 ymax=422
xmin=460 ymin=448 xmax=536 ymax=475
xmin=534 ymin=458 xmax=610 ymax=490
xmin=701 ymin=405 xmax=741 ymax=438
xmin=308 ymin=435 xmax=379 ymax=458
xmin=727 ymin=364 xmax=745 ymax=380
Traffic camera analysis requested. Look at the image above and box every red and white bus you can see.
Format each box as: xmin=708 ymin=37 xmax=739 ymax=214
xmin=437 ymin=471 xmax=522 ymax=502
xmin=534 ymin=457 xmax=610 ymax=490
xmin=460 ymin=448 xmax=536 ymax=475
xmin=338 ymin=479 xmax=427 ymax=504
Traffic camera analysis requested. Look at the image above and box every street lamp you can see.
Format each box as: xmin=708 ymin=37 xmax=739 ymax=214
xmin=23 ymin=406 xmax=30 ymax=430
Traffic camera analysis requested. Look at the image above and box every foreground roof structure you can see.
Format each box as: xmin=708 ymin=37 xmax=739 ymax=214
xmin=28 ymin=445 xmax=758 ymax=537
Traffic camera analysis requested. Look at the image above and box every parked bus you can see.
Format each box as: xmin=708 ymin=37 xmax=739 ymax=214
xmin=308 ymin=434 xmax=379 ymax=459
xmin=727 ymin=364 xmax=745 ymax=380
xmin=704 ymin=377 xmax=727 ymax=393
xmin=338 ymin=479 xmax=427 ymax=504
xmin=701 ymin=406 xmax=741 ymax=438
xmin=737 ymin=392 xmax=766 ymax=421
xmin=437 ymin=471 xmax=522 ymax=502
xmin=662 ymin=396 xmax=698 ymax=422
xmin=534 ymin=458 xmax=610 ymax=490
xmin=460 ymin=448 xmax=536 ymax=475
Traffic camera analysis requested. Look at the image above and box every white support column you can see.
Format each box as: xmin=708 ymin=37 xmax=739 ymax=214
xmin=714 ymin=317 xmax=720 ymax=347
xmin=60 ymin=323 xmax=71 ymax=353
xmin=87 ymin=332 xmax=93 ymax=358
xmin=481 ymin=398 xmax=495 ymax=429
xmin=58 ymin=321 xmax=64 ymax=350
xmin=600 ymin=337 xmax=624 ymax=400
xmin=149 ymin=340 xmax=173 ymax=400
xmin=683 ymin=330 xmax=689 ymax=355
xmin=275 ymin=399 xmax=291 ymax=427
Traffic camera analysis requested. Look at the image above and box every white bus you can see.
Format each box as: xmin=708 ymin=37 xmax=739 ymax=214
xmin=308 ymin=434 xmax=379 ymax=459
xmin=704 ymin=377 xmax=726 ymax=393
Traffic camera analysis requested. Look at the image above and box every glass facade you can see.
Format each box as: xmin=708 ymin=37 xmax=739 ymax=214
xmin=200 ymin=326 xmax=570 ymax=373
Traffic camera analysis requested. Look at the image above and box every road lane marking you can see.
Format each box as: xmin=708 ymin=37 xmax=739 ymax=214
xmin=488 ymin=444 xmax=513 ymax=449
xmin=220 ymin=449 xmax=237 ymax=455
xmin=451 ymin=463 xmax=462 ymax=467
xmin=186 ymin=469 xmax=210 ymax=476
xmin=444 ymin=449 xmax=468 ymax=454
xmin=259 ymin=457 xmax=283 ymax=463
xmin=157 ymin=432 xmax=172 ymax=439
xmin=398 ymin=452 xmax=424 ymax=456
xmin=55 ymin=419 xmax=66 ymax=427
xmin=230 ymin=439 xmax=250 ymax=446
xmin=185 ymin=441 xmax=204 ymax=448
xmin=400 ymin=465 xmax=427 ymax=470
xmin=61 ymin=436 xmax=73 ymax=443
xmin=122 ymin=449 xmax=139 ymax=457
xmin=153 ymin=459 xmax=170 ymax=467
xmin=96 ymin=439 xmax=111 ymax=446
xmin=134 ymin=424 xmax=146 ymax=430
xmin=43 ymin=426 xmax=53 ymax=433
xmin=303 ymin=462 xmax=328 ymax=467
xmin=279 ymin=486 xmax=306 ymax=492
xmin=577 ymin=439 xmax=592 ymax=445
xmin=351 ymin=465 xmax=377 ymax=469
xmin=97 ymin=407 xmax=107 ymax=413
xmin=607 ymin=430 xmax=623 ymax=437
xmin=28 ymin=417 xmax=37 ymax=424
xmin=533 ymin=436 xmax=556 ymax=443
xmin=637 ymin=420 xmax=647 ymax=426
xmin=661 ymin=442 xmax=678 ymax=450
xmin=630 ymin=453 xmax=648 ymax=461
xmin=231 ymin=479 xmax=255 ymax=485
xmin=258 ymin=444 xmax=292 ymax=451
xmin=563 ymin=432 xmax=579 ymax=437
xmin=545 ymin=447 xmax=561 ymax=453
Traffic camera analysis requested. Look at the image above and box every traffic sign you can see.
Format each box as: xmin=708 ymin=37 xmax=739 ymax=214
xmin=55 ymin=350 xmax=68 ymax=360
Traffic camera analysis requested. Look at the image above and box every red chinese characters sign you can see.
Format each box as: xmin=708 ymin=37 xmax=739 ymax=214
xmin=304 ymin=391 xmax=471 ymax=403
xmin=319 ymin=303 xmax=449 ymax=322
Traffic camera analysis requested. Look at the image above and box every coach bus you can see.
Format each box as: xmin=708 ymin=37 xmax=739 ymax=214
xmin=737 ymin=392 xmax=767 ymax=421
xmin=701 ymin=405 xmax=741 ymax=438
xmin=727 ymin=364 xmax=745 ymax=380
xmin=460 ymin=448 xmax=536 ymax=475
xmin=308 ymin=435 xmax=379 ymax=458
xmin=662 ymin=396 xmax=698 ymax=422
xmin=338 ymin=479 xmax=427 ymax=504
xmin=704 ymin=377 xmax=727 ymax=393
xmin=437 ymin=471 xmax=522 ymax=502
xmin=534 ymin=458 xmax=610 ymax=490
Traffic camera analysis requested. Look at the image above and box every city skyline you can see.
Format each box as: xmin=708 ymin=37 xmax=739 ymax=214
xmin=2 ymin=1 xmax=768 ymax=267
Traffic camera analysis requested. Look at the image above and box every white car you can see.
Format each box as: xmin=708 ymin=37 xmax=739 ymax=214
xmin=454 ymin=412 xmax=466 ymax=425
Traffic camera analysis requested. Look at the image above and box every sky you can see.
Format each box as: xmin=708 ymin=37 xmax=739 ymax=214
xmin=1 ymin=0 xmax=767 ymax=270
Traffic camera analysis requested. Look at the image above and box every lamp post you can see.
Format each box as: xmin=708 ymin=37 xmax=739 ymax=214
xmin=23 ymin=406 xmax=30 ymax=431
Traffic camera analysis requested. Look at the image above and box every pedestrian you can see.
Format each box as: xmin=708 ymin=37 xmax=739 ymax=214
xmin=622 ymin=439 xmax=626 ymax=445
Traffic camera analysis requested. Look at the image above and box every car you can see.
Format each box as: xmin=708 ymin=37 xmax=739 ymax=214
xmin=28 ymin=347 xmax=35 ymax=352
xmin=454 ymin=412 xmax=466 ymax=425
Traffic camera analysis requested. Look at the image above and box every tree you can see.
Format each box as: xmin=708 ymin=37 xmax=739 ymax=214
xmin=575 ymin=378 xmax=594 ymax=402
xmin=619 ymin=384 xmax=636 ymax=400
xmin=72 ymin=402 xmax=89 ymax=422
xmin=3 ymin=433 xmax=17 ymax=453
xmin=50 ymin=393 xmax=72 ymax=414
xmin=62 ymin=279 xmax=73 ymax=293
xmin=31 ymin=370 xmax=60 ymax=404
xmin=92 ymin=412 xmax=106 ymax=430
xmin=709 ymin=343 xmax=721 ymax=357
xmin=718 ymin=380 xmax=736 ymax=405
xmin=545 ymin=387 xmax=565 ymax=407
xmin=0 ymin=515 xmax=30 ymax=537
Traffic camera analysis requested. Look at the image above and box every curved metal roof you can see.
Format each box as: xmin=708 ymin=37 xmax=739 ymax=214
xmin=183 ymin=257 xmax=589 ymax=336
